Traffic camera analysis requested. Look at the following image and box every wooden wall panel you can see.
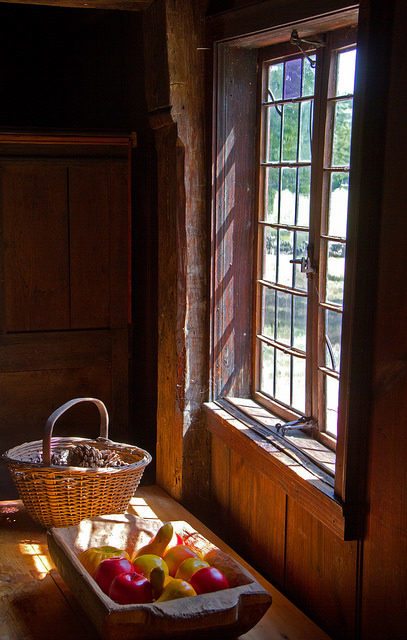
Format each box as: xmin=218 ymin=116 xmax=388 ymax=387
xmin=153 ymin=116 xmax=184 ymax=501
xmin=210 ymin=433 xmax=231 ymax=537
xmin=229 ymin=449 xmax=286 ymax=588
xmin=211 ymin=44 xmax=257 ymax=399
xmin=359 ymin=2 xmax=407 ymax=637
xmin=285 ymin=498 xmax=358 ymax=639
xmin=1 ymin=162 xmax=69 ymax=332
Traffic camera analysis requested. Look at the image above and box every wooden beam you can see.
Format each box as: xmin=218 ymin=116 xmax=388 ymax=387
xmin=0 ymin=0 xmax=153 ymax=10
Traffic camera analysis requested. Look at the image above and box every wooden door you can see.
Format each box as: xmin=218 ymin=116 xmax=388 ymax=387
xmin=0 ymin=135 xmax=132 ymax=497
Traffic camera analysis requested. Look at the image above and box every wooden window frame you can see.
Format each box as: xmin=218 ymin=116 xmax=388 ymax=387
xmin=205 ymin=3 xmax=371 ymax=540
xmin=253 ymin=28 xmax=357 ymax=449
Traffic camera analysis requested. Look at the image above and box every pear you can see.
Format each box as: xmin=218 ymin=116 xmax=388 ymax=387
xmin=133 ymin=522 xmax=174 ymax=559
xmin=149 ymin=566 xmax=166 ymax=599
xmin=155 ymin=578 xmax=197 ymax=602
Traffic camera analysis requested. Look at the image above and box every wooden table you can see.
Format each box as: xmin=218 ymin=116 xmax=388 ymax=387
xmin=0 ymin=485 xmax=331 ymax=640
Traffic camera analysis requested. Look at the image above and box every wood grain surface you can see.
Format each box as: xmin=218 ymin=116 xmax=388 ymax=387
xmin=0 ymin=485 xmax=331 ymax=640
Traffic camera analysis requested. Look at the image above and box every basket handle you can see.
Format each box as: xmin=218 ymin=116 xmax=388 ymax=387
xmin=43 ymin=397 xmax=109 ymax=466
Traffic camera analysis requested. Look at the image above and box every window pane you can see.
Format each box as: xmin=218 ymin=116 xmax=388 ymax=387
xmin=292 ymin=357 xmax=306 ymax=413
xmin=277 ymin=229 xmax=294 ymax=287
xmin=284 ymin=58 xmax=302 ymax=99
xmin=328 ymin=171 xmax=349 ymax=237
xmin=335 ymin=49 xmax=356 ymax=96
xmin=326 ymin=241 xmax=345 ymax=305
xmin=280 ymin=167 xmax=296 ymax=225
xmin=293 ymin=294 xmax=307 ymax=350
xmin=260 ymin=342 xmax=275 ymax=397
xmin=264 ymin=167 xmax=280 ymax=223
xmin=282 ymin=103 xmax=299 ymax=162
xmin=299 ymin=100 xmax=313 ymax=162
xmin=325 ymin=308 xmax=342 ymax=371
xmin=263 ymin=227 xmax=277 ymax=282
xmin=294 ymin=230 xmax=309 ymax=291
xmin=267 ymin=62 xmax=284 ymax=102
xmin=276 ymin=290 xmax=291 ymax=345
xmin=275 ymin=349 xmax=291 ymax=405
xmin=302 ymin=55 xmax=316 ymax=96
xmin=262 ymin=286 xmax=276 ymax=338
xmin=332 ymin=99 xmax=353 ymax=167
xmin=325 ymin=375 xmax=339 ymax=437
xmin=266 ymin=106 xmax=282 ymax=163
xmin=297 ymin=166 xmax=311 ymax=227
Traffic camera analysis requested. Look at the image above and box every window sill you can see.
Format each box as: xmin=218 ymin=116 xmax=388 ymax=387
xmin=204 ymin=399 xmax=346 ymax=539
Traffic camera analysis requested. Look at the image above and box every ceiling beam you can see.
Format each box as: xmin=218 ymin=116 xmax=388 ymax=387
xmin=0 ymin=0 xmax=153 ymax=10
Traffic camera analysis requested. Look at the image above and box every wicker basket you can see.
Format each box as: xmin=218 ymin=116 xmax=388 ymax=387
xmin=2 ymin=397 xmax=152 ymax=528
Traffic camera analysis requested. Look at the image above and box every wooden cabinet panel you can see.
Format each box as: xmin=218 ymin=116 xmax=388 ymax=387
xmin=1 ymin=162 xmax=70 ymax=331
xmin=361 ymin=513 xmax=407 ymax=640
xmin=69 ymin=163 xmax=111 ymax=329
xmin=0 ymin=138 xmax=133 ymax=499
xmin=285 ymin=498 xmax=358 ymax=639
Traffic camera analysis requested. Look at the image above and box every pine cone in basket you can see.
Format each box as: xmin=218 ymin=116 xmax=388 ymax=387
xmin=66 ymin=444 xmax=128 ymax=468
xmin=99 ymin=450 xmax=126 ymax=468
xmin=67 ymin=444 xmax=102 ymax=468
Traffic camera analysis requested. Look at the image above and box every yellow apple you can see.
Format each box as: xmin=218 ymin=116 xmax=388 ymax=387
xmin=163 ymin=545 xmax=198 ymax=577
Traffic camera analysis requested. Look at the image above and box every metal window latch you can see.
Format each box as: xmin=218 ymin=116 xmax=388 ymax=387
xmin=290 ymin=255 xmax=315 ymax=274
xmin=275 ymin=416 xmax=313 ymax=435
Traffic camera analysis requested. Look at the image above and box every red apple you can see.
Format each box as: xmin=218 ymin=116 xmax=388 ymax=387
xmin=109 ymin=572 xmax=153 ymax=604
xmin=93 ymin=556 xmax=135 ymax=595
xmin=189 ymin=566 xmax=229 ymax=594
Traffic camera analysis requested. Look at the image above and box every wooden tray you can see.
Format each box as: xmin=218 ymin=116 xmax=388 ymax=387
xmin=47 ymin=514 xmax=272 ymax=640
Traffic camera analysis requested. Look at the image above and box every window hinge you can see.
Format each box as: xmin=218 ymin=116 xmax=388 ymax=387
xmin=275 ymin=416 xmax=314 ymax=435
